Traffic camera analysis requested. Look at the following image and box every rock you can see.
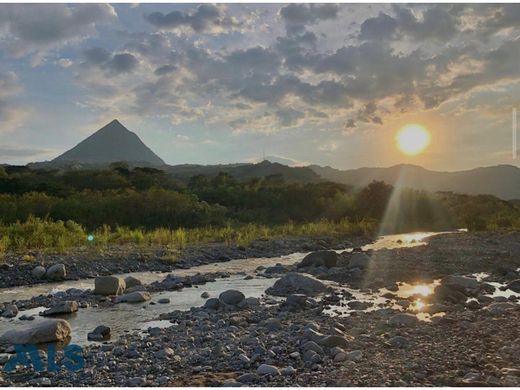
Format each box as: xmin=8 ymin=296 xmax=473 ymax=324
xmin=281 ymin=366 xmax=296 ymax=376
xmin=32 ymin=266 xmax=46 ymax=279
xmin=298 ymin=251 xmax=339 ymax=268
xmin=302 ymin=341 xmax=324 ymax=355
xmin=204 ymin=298 xmax=220 ymax=310
xmin=347 ymin=253 xmax=370 ymax=269
xmin=243 ymin=297 xmax=260 ymax=307
xmin=266 ymin=272 xmax=327 ymax=296
xmin=155 ymin=347 xmax=175 ymax=359
xmin=219 ymin=290 xmax=245 ymax=306
xmin=388 ymin=313 xmax=419 ymax=327
xmin=114 ymin=291 xmax=151 ymax=303
xmin=257 ymin=364 xmax=280 ymax=376
xmin=127 ymin=377 xmax=146 ymax=387
xmin=0 ymin=319 xmax=71 ymax=345
xmin=433 ymin=284 xmax=467 ymax=303
xmin=334 ymin=352 xmax=348 ymax=362
xmin=42 ymin=301 xmax=79 ymax=316
xmin=124 ymin=276 xmax=142 ymax=289
xmin=34 ymin=377 xmax=51 ymax=386
xmin=222 ymin=379 xmax=242 ymax=387
xmin=424 ymin=303 xmax=450 ymax=314
xmin=1 ymin=304 xmax=18 ymax=318
xmin=485 ymin=302 xmax=517 ymax=315
xmin=347 ymin=301 xmax=373 ymax=310
xmin=45 ymin=264 xmax=66 ymax=281
xmin=284 ymin=294 xmax=308 ymax=309
xmin=290 ymin=352 xmax=300 ymax=359
xmin=94 ymin=276 xmax=126 ymax=296
xmin=156 ymin=376 xmax=170 ymax=385
xmin=466 ymin=299 xmax=481 ymax=310
xmin=506 ymin=279 xmax=520 ymax=293
xmin=442 ymin=275 xmax=480 ymax=291
xmin=387 ymin=335 xmax=410 ymax=348
xmin=347 ymin=350 xmax=363 ymax=362
xmin=263 ymin=318 xmax=282 ymax=331
xmin=87 ymin=325 xmax=111 ymax=341
xmin=319 ymin=335 xmax=349 ymax=348
xmin=158 ymin=298 xmax=170 ymax=304
xmin=201 ymin=292 xmax=210 ymax=298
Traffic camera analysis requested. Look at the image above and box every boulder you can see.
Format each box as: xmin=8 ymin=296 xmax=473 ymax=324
xmin=87 ymin=325 xmax=111 ymax=341
xmin=31 ymin=266 xmax=46 ymax=279
xmin=45 ymin=264 xmax=66 ymax=281
xmin=114 ymin=291 xmax=151 ymax=304
xmin=1 ymin=304 xmax=18 ymax=318
xmin=204 ymin=298 xmax=221 ymax=310
xmin=319 ymin=335 xmax=349 ymax=348
xmin=0 ymin=319 xmax=71 ymax=345
xmin=42 ymin=301 xmax=79 ymax=316
xmin=257 ymin=364 xmax=280 ymax=376
xmin=442 ymin=275 xmax=480 ymax=291
xmin=433 ymin=284 xmax=467 ymax=303
xmin=94 ymin=276 xmax=126 ymax=296
xmin=506 ymin=279 xmax=520 ymax=293
xmin=347 ymin=253 xmax=370 ymax=269
xmin=124 ymin=276 xmax=142 ymax=289
xmin=298 ymin=251 xmax=339 ymax=269
xmin=388 ymin=313 xmax=419 ymax=327
xmin=266 ymin=273 xmax=327 ymax=296
xmin=219 ymin=290 xmax=245 ymax=306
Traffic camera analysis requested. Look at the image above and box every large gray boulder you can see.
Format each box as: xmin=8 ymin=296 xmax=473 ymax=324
xmin=114 ymin=291 xmax=151 ymax=303
xmin=95 ymin=276 xmax=126 ymax=296
xmin=266 ymin=272 xmax=327 ymax=296
xmin=0 ymin=319 xmax=71 ymax=345
xmin=219 ymin=290 xmax=245 ymax=306
xmin=32 ymin=266 xmax=46 ymax=279
xmin=42 ymin=301 xmax=79 ymax=316
xmin=124 ymin=276 xmax=142 ymax=289
xmin=45 ymin=264 xmax=66 ymax=281
xmin=298 ymin=251 xmax=339 ymax=269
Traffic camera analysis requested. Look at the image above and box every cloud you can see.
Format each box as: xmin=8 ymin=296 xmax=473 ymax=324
xmin=82 ymin=47 xmax=139 ymax=74
xmin=145 ymin=4 xmax=243 ymax=33
xmin=279 ymin=4 xmax=339 ymax=27
xmin=0 ymin=145 xmax=55 ymax=159
xmin=0 ymin=4 xmax=116 ymax=63
xmin=0 ymin=72 xmax=27 ymax=132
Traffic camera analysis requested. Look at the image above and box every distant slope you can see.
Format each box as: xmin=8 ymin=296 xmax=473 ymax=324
xmin=53 ymin=120 xmax=165 ymax=166
xmin=310 ymin=164 xmax=520 ymax=200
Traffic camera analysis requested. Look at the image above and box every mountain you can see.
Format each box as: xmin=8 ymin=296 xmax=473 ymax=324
xmin=310 ymin=164 xmax=520 ymax=200
xmin=53 ymin=120 xmax=165 ymax=166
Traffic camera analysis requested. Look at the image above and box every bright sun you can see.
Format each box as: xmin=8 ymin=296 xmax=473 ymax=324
xmin=396 ymin=124 xmax=431 ymax=156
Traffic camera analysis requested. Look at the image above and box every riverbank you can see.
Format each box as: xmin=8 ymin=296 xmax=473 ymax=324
xmin=1 ymin=230 xmax=519 ymax=386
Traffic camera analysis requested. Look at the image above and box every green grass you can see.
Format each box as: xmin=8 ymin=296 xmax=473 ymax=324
xmin=0 ymin=216 xmax=376 ymax=255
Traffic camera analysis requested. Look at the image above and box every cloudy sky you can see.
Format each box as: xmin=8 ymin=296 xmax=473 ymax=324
xmin=1 ymin=3 xmax=519 ymax=170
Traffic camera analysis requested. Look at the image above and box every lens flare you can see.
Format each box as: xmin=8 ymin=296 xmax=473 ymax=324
xmin=396 ymin=124 xmax=431 ymax=155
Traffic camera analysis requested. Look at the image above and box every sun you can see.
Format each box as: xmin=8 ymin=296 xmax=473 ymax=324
xmin=396 ymin=124 xmax=431 ymax=156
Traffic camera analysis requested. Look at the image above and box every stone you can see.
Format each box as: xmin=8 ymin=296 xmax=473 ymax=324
xmin=219 ymin=290 xmax=245 ymax=305
xmin=334 ymin=352 xmax=348 ymax=362
xmin=485 ymin=302 xmax=516 ymax=315
xmin=347 ymin=301 xmax=373 ymax=310
xmin=201 ymin=292 xmax=210 ymax=298
xmin=266 ymin=273 xmax=327 ymax=296
xmin=506 ymin=279 xmax=520 ymax=293
xmin=0 ymin=319 xmax=71 ymax=345
xmin=32 ymin=266 xmax=46 ymax=279
xmin=124 ymin=276 xmax=142 ymax=289
xmin=1 ymin=304 xmax=18 ymax=318
xmin=155 ymin=347 xmax=175 ymax=359
xmin=114 ymin=291 xmax=151 ymax=303
xmin=347 ymin=253 xmax=370 ymax=269
xmin=388 ymin=335 xmax=410 ymax=348
xmin=433 ymin=284 xmax=467 ymax=303
xmin=281 ymin=366 xmax=296 ymax=376
xmin=285 ymin=294 xmax=308 ymax=308
xmin=347 ymin=350 xmax=363 ymax=362
xmin=257 ymin=364 xmax=280 ymax=376
xmin=442 ymin=275 xmax=481 ymax=291
xmin=127 ymin=377 xmax=146 ymax=387
xmin=237 ymin=373 xmax=256 ymax=384
xmin=319 ymin=335 xmax=349 ymax=348
xmin=263 ymin=318 xmax=282 ymax=331
xmin=204 ymin=298 xmax=220 ymax=310
xmin=87 ymin=325 xmax=111 ymax=341
xmin=298 ymin=251 xmax=339 ymax=269
xmin=94 ymin=276 xmax=126 ymax=296
xmin=42 ymin=301 xmax=79 ymax=316
xmin=388 ymin=313 xmax=419 ymax=327
xmin=302 ymin=341 xmax=324 ymax=355
xmin=45 ymin=264 xmax=66 ymax=281
xmin=158 ymin=298 xmax=170 ymax=304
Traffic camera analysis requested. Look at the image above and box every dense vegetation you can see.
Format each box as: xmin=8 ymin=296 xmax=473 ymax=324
xmin=0 ymin=164 xmax=519 ymax=253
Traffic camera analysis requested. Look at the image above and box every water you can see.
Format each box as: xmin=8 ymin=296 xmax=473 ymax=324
xmin=0 ymin=231 xmax=467 ymax=345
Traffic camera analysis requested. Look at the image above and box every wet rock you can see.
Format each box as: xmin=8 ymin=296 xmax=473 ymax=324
xmin=42 ymin=301 xmax=79 ymax=316
xmin=347 ymin=301 xmax=373 ymax=310
xmin=87 ymin=325 xmax=111 ymax=341
xmin=1 ymin=304 xmax=18 ymax=318
xmin=201 ymin=292 xmax=210 ymax=298
xmin=45 ymin=264 xmax=66 ymax=281
xmin=19 ymin=314 xmax=35 ymax=321
xmin=32 ymin=266 xmax=46 ymax=279
xmin=94 ymin=276 xmax=126 ymax=296
xmin=465 ymin=299 xmax=481 ymax=310
xmin=219 ymin=290 xmax=245 ymax=306
xmin=257 ymin=364 xmax=280 ymax=376
xmin=266 ymin=272 xmax=327 ymax=296
xmin=114 ymin=291 xmax=151 ymax=304
xmin=158 ymin=298 xmax=170 ymax=304
xmin=442 ymin=275 xmax=480 ymax=291
xmin=433 ymin=284 xmax=467 ymax=303
xmin=124 ymin=276 xmax=142 ymax=289
xmin=505 ymin=279 xmax=520 ymax=293
xmin=388 ymin=313 xmax=419 ymax=327
xmin=0 ymin=319 xmax=71 ymax=345
xmin=298 ymin=251 xmax=339 ymax=269
xmin=204 ymin=298 xmax=221 ymax=310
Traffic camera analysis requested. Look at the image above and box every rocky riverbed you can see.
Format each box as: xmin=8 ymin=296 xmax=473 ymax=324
xmin=0 ymin=231 xmax=519 ymax=386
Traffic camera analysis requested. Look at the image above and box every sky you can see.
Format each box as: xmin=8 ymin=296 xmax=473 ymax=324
xmin=0 ymin=3 xmax=519 ymax=171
